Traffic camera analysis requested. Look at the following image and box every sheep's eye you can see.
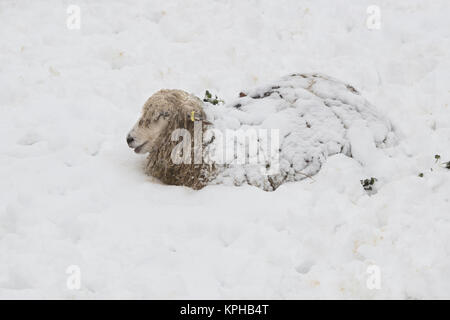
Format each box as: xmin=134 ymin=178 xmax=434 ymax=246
xmin=156 ymin=111 xmax=169 ymax=120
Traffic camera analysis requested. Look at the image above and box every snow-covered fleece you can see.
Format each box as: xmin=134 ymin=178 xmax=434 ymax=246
xmin=148 ymin=73 xmax=396 ymax=191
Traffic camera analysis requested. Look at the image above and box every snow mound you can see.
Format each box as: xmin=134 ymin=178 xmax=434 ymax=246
xmin=205 ymin=73 xmax=395 ymax=190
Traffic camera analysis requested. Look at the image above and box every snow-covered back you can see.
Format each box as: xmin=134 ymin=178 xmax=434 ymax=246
xmin=205 ymin=72 xmax=395 ymax=190
xmin=0 ymin=0 xmax=449 ymax=299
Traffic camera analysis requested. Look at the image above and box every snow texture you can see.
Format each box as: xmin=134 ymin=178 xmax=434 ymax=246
xmin=206 ymin=72 xmax=395 ymax=190
xmin=0 ymin=0 xmax=449 ymax=299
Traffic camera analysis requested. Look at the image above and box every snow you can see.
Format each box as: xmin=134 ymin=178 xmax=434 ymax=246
xmin=205 ymin=73 xmax=394 ymax=191
xmin=0 ymin=0 xmax=449 ymax=299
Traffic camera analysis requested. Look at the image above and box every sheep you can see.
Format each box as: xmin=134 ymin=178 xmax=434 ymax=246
xmin=127 ymin=73 xmax=395 ymax=191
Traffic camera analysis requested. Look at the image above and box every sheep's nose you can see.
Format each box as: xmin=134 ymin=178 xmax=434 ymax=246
xmin=126 ymin=135 xmax=134 ymax=146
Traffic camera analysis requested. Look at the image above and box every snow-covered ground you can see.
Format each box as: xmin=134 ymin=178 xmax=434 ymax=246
xmin=1 ymin=0 xmax=449 ymax=299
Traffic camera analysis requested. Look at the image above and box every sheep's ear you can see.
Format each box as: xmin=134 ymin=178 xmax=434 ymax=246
xmin=187 ymin=111 xmax=196 ymax=122
xmin=187 ymin=111 xmax=211 ymax=125
xmin=188 ymin=111 xmax=212 ymax=125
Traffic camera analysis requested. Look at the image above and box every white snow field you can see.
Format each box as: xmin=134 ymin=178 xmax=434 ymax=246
xmin=0 ymin=0 xmax=449 ymax=299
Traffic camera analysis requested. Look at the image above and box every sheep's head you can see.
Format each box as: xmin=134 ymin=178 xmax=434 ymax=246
xmin=127 ymin=89 xmax=205 ymax=154
xmin=126 ymin=101 xmax=171 ymax=154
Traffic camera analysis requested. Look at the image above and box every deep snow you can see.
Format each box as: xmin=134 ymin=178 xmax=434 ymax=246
xmin=0 ymin=0 xmax=449 ymax=299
